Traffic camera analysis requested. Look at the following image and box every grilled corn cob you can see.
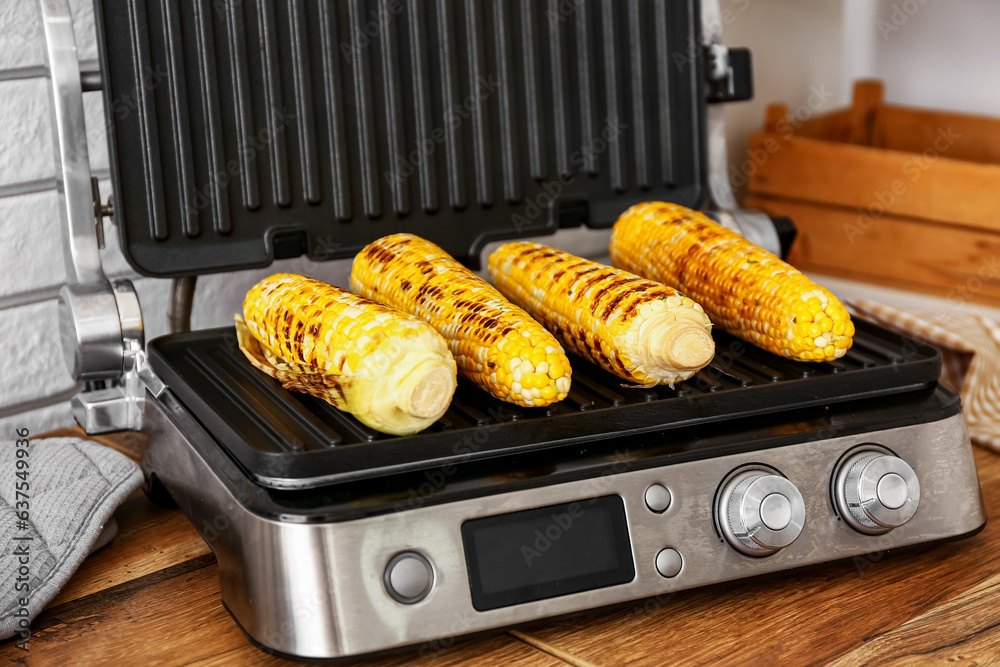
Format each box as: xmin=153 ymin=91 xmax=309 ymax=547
xmin=236 ymin=273 xmax=457 ymax=435
xmin=609 ymin=201 xmax=854 ymax=362
xmin=350 ymin=234 xmax=571 ymax=407
xmin=488 ymin=242 xmax=715 ymax=386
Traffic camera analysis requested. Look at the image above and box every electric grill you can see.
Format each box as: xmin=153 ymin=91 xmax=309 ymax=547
xmin=40 ymin=0 xmax=986 ymax=661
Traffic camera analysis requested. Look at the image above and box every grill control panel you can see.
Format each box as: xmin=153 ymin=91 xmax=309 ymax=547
xmin=711 ymin=448 xmax=922 ymax=557
xmin=146 ymin=387 xmax=984 ymax=660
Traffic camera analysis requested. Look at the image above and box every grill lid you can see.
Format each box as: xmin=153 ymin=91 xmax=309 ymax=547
xmin=95 ymin=0 xmax=706 ymax=276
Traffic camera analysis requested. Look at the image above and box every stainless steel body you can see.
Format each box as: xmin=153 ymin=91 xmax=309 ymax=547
xmin=143 ymin=390 xmax=985 ymax=661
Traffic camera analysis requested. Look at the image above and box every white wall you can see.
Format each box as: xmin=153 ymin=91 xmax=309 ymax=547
xmin=720 ymin=0 xmax=850 ymax=199
xmin=869 ymin=0 xmax=1000 ymax=116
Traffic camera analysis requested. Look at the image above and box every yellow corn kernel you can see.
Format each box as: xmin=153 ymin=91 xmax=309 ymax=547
xmin=609 ymin=202 xmax=853 ymax=362
xmin=236 ymin=273 xmax=456 ymax=435
xmin=488 ymin=242 xmax=715 ymax=386
xmin=351 ymin=234 xmax=571 ymax=407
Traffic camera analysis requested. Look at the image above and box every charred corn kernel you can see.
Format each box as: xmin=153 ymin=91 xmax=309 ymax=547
xmin=236 ymin=273 xmax=456 ymax=435
xmin=351 ymin=234 xmax=571 ymax=407
xmin=488 ymin=242 xmax=715 ymax=386
xmin=610 ymin=202 xmax=854 ymax=362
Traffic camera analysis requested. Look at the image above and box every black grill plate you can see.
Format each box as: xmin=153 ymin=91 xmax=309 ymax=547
xmin=148 ymin=318 xmax=941 ymax=489
xmin=96 ymin=0 xmax=705 ymax=276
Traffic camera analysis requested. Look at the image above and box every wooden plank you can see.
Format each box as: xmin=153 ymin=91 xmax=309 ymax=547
xmin=764 ymin=103 xmax=788 ymax=133
xmin=764 ymin=104 xmax=853 ymax=143
xmin=793 ymin=108 xmax=853 ymax=142
xmin=5 ymin=558 xmax=568 ymax=666
xmin=847 ymin=80 xmax=884 ymax=145
xmin=826 ymin=571 xmax=1000 ymax=666
xmin=747 ymin=131 xmax=1000 ymax=233
xmin=874 ymin=105 xmax=1000 ymax=166
xmin=191 ymin=633 xmax=571 ymax=667
xmin=509 ymin=447 xmax=1000 ymax=666
xmin=509 ymin=631 xmax=599 ymax=667
xmin=744 ymin=195 xmax=1000 ymax=307
xmin=36 ymin=426 xmax=147 ymax=463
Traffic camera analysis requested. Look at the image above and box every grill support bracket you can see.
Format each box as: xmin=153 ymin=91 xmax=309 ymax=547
xmin=40 ymin=0 xmax=151 ymax=433
xmin=700 ymin=0 xmax=785 ymax=258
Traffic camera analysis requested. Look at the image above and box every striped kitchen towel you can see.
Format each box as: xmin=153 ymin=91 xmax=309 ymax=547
xmin=848 ymin=299 xmax=1000 ymax=452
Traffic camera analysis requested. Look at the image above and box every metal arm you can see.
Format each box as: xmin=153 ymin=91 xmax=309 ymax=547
xmin=41 ymin=0 xmax=103 ymax=287
xmin=40 ymin=0 xmax=147 ymax=432
xmin=700 ymin=0 xmax=784 ymax=257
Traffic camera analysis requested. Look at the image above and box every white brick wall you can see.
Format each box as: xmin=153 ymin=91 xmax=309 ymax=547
xmin=0 ymin=0 xmax=97 ymax=438
xmin=0 ymin=0 xmax=96 ymax=71
xmin=0 ymin=301 xmax=76 ymax=407
xmin=0 ymin=77 xmax=108 ymax=187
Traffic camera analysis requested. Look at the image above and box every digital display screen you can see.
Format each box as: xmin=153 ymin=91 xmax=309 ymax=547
xmin=461 ymin=495 xmax=635 ymax=611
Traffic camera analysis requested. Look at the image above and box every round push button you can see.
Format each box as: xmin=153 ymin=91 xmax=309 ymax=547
xmin=655 ymin=548 xmax=683 ymax=578
xmin=645 ymin=484 xmax=672 ymax=513
xmin=877 ymin=473 xmax=908 ymax=510
xmin=384 ymin=552 xmax=433 ymax=604
xmin=759 ymin=493 xmax=793 ymax=531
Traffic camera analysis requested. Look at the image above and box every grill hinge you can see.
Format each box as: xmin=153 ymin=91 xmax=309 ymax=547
xmin=700 ymin=0 xmax=789 ymax=258
xmin=705 ymin=44 xmax=754 ymax=104
xmin=71 ymin=351 xmax=164 ymax=434
xmin=90 ymin=177 xmax=113 ymax=249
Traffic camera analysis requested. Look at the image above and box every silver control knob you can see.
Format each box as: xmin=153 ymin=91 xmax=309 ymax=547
xmin=835 ymin=451 xmax=919 ymax=534
xmin=716 ymin=469 xmax=806 ymax=556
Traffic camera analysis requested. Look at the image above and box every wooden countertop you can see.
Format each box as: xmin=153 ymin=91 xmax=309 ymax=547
xmin=4 ymin=428 xmax=1000 ymax=666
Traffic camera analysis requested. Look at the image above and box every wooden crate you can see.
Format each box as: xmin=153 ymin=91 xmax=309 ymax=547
xmin=745 ymin=80 xmax=1000 ymax=306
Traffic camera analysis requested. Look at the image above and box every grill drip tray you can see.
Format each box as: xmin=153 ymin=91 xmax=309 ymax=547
xmin=148 ymin=318 xmax=941 ymax=489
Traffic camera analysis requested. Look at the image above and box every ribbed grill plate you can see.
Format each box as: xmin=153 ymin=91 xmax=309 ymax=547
xmin=147 ymin=318 xmax=942 ymax=488
xmin=96 ymin=0 xmax=705 ymax=276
